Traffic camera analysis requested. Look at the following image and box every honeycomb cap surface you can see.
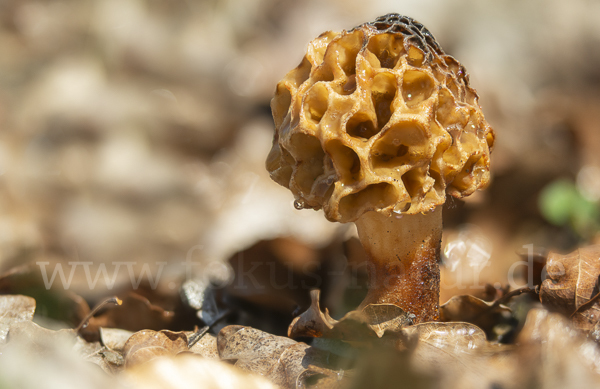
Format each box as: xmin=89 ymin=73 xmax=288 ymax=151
xmin=267 ymin=14 xmax=495 ymax=223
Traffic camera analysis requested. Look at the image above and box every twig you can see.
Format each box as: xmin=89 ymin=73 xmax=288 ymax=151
xmin=76 ymin=297 xmax=122 ymax=333
xmin=472 ymin=285 xmax=539 ymax=324
xmin=570 ymin=290 xmax=600 ymax=318
xmin=489 ymin=285 xmax=540 ymax=311
xmin=187 ymin=309 xmax=232 ymax=348
xmin=187 ymin=326 xmax=210 ymax=348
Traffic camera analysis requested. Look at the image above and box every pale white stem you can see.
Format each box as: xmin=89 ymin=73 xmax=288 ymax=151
xmin=354 ymin=207 xmax=442 ymax=323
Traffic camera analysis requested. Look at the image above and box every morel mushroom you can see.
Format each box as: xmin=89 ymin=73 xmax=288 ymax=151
xmin=266 ymin=14 xmax=494 ymax=323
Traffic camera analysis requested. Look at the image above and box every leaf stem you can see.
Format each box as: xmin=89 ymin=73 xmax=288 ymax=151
xmin=75 ymin=297 xmax=122 ymax=333
xmin=489 ymin=285 xmax=540 ymax=311
xmin=570 ymin=289 xmax=600 ymax=318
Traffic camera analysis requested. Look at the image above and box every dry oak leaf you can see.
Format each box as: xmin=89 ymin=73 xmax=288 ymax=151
xmin=396 ymin=322 xmax=514 ymax=388
xmin=122 ymin=353 xmax=277 ymax=389
xmin=100 ymin=327 xmax=134 ymax=352
xmin=73 ymin=336 xmax=123 ymax=375
xmin=7 ymin=320 xmax=77 ymax=353
xmin=514 ymin=308 xmax=600 ymax=387
xmin=289 ymin=289 xmax=413 ymax=339
xmin=89 ymin=292 xmax=174 ymax=334
xmin=0 ymin=331 xmax=120 ymax=389
xmin=540 ymin=245 xmax=600 ymax=331
xmin=186 ymin=331 xmax=219 ymax=360
xmin=439 ymin=294 xmax=511 ymax=338
xmin=0 ymin=294 xmax=36 ymax=344
xmin=401 ymin=321 xmax=488 ymax=350
xmin=218 ymin=325 xmax=334 ymax=389
xmin=122 ymin=329 xmax=188 ymax=367
xmin=0 ymin=264 xmax=91 ymax=328
xmin=0 ymin=295 xmax=114 ymax=386
xmin=347 ymin=311 xmax=600 ymax=389
xmin=0 ymin=294 xmax=78 ymax=353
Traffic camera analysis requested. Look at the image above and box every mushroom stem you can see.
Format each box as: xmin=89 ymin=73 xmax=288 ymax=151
xmin=354 ymin=207 xmax=442 ymax=323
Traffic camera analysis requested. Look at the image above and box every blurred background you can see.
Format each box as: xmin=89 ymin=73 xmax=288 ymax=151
xmin=1 ymin=0 xmax=599 ymax=321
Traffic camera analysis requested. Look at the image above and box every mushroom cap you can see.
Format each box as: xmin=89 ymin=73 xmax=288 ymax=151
xmin=266 ymin=14 xmax=495 ymax=223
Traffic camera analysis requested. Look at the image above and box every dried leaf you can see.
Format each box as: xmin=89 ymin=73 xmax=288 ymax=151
xmin=121 ymin=354 xmax=277 ymax=389
xmin=7 ymin=320 xmax=76 ymax=352
xmin=123 ymin=330 xmax=188 ymax=368
xmin=187 ymin=331 xmax=219 ymax=359
xmin=439 ymin=295 xmax=512 ymax=338
xmin=288 ymin=290 xmax=337 ymax=338
xmin=516 ymin=246 xmax=549 ymax=287
xmin=514 ymin=308 xmax=600 ymax=387
xmin=218 ymin=325 xmax=333 ymax=388
xmin=345 ymin=347 xmax=437 ymax=389
xmin=376 ymin=309 xmax=600 ymax=389
xmin=0 ymin=265 xmax=91 ymax=327
xmin=344 ymin=320 xmax=515 ymax=389
xmin=288 ymin=289 xmax=413 ymax=339
xmin=297 ymin=368 xmax=348 ymax=389
xmin=73 ymin=337 xmax=120 ymax=374
xmin=540 ymin=245 xmax=600 ymax=331
xmin=401 ymin=321 xmax=488 ymax=350
xmin=0 ymin=294 xmax=36 ymax=344
xmin=396 ymin=322 xmax=514 ymax=388
xmin=100 ymin=327 xmax=134 ymax=352
xmin=0 ymin=293 xmax=81 ymax=354
xmin=74 ymin=336 xmax=103 ymax=358
xmin=0 ymin=329 xmax=118 ymax=388
xmin=101 ymin=349 xmax=125 ymax=369
xmin=89 ymin=292 xmax=175 ymax=333
xmin=362 ymin=304 xmax=416 ymax=336
xmin=589 ymin=320 xmax=600 ymax=343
